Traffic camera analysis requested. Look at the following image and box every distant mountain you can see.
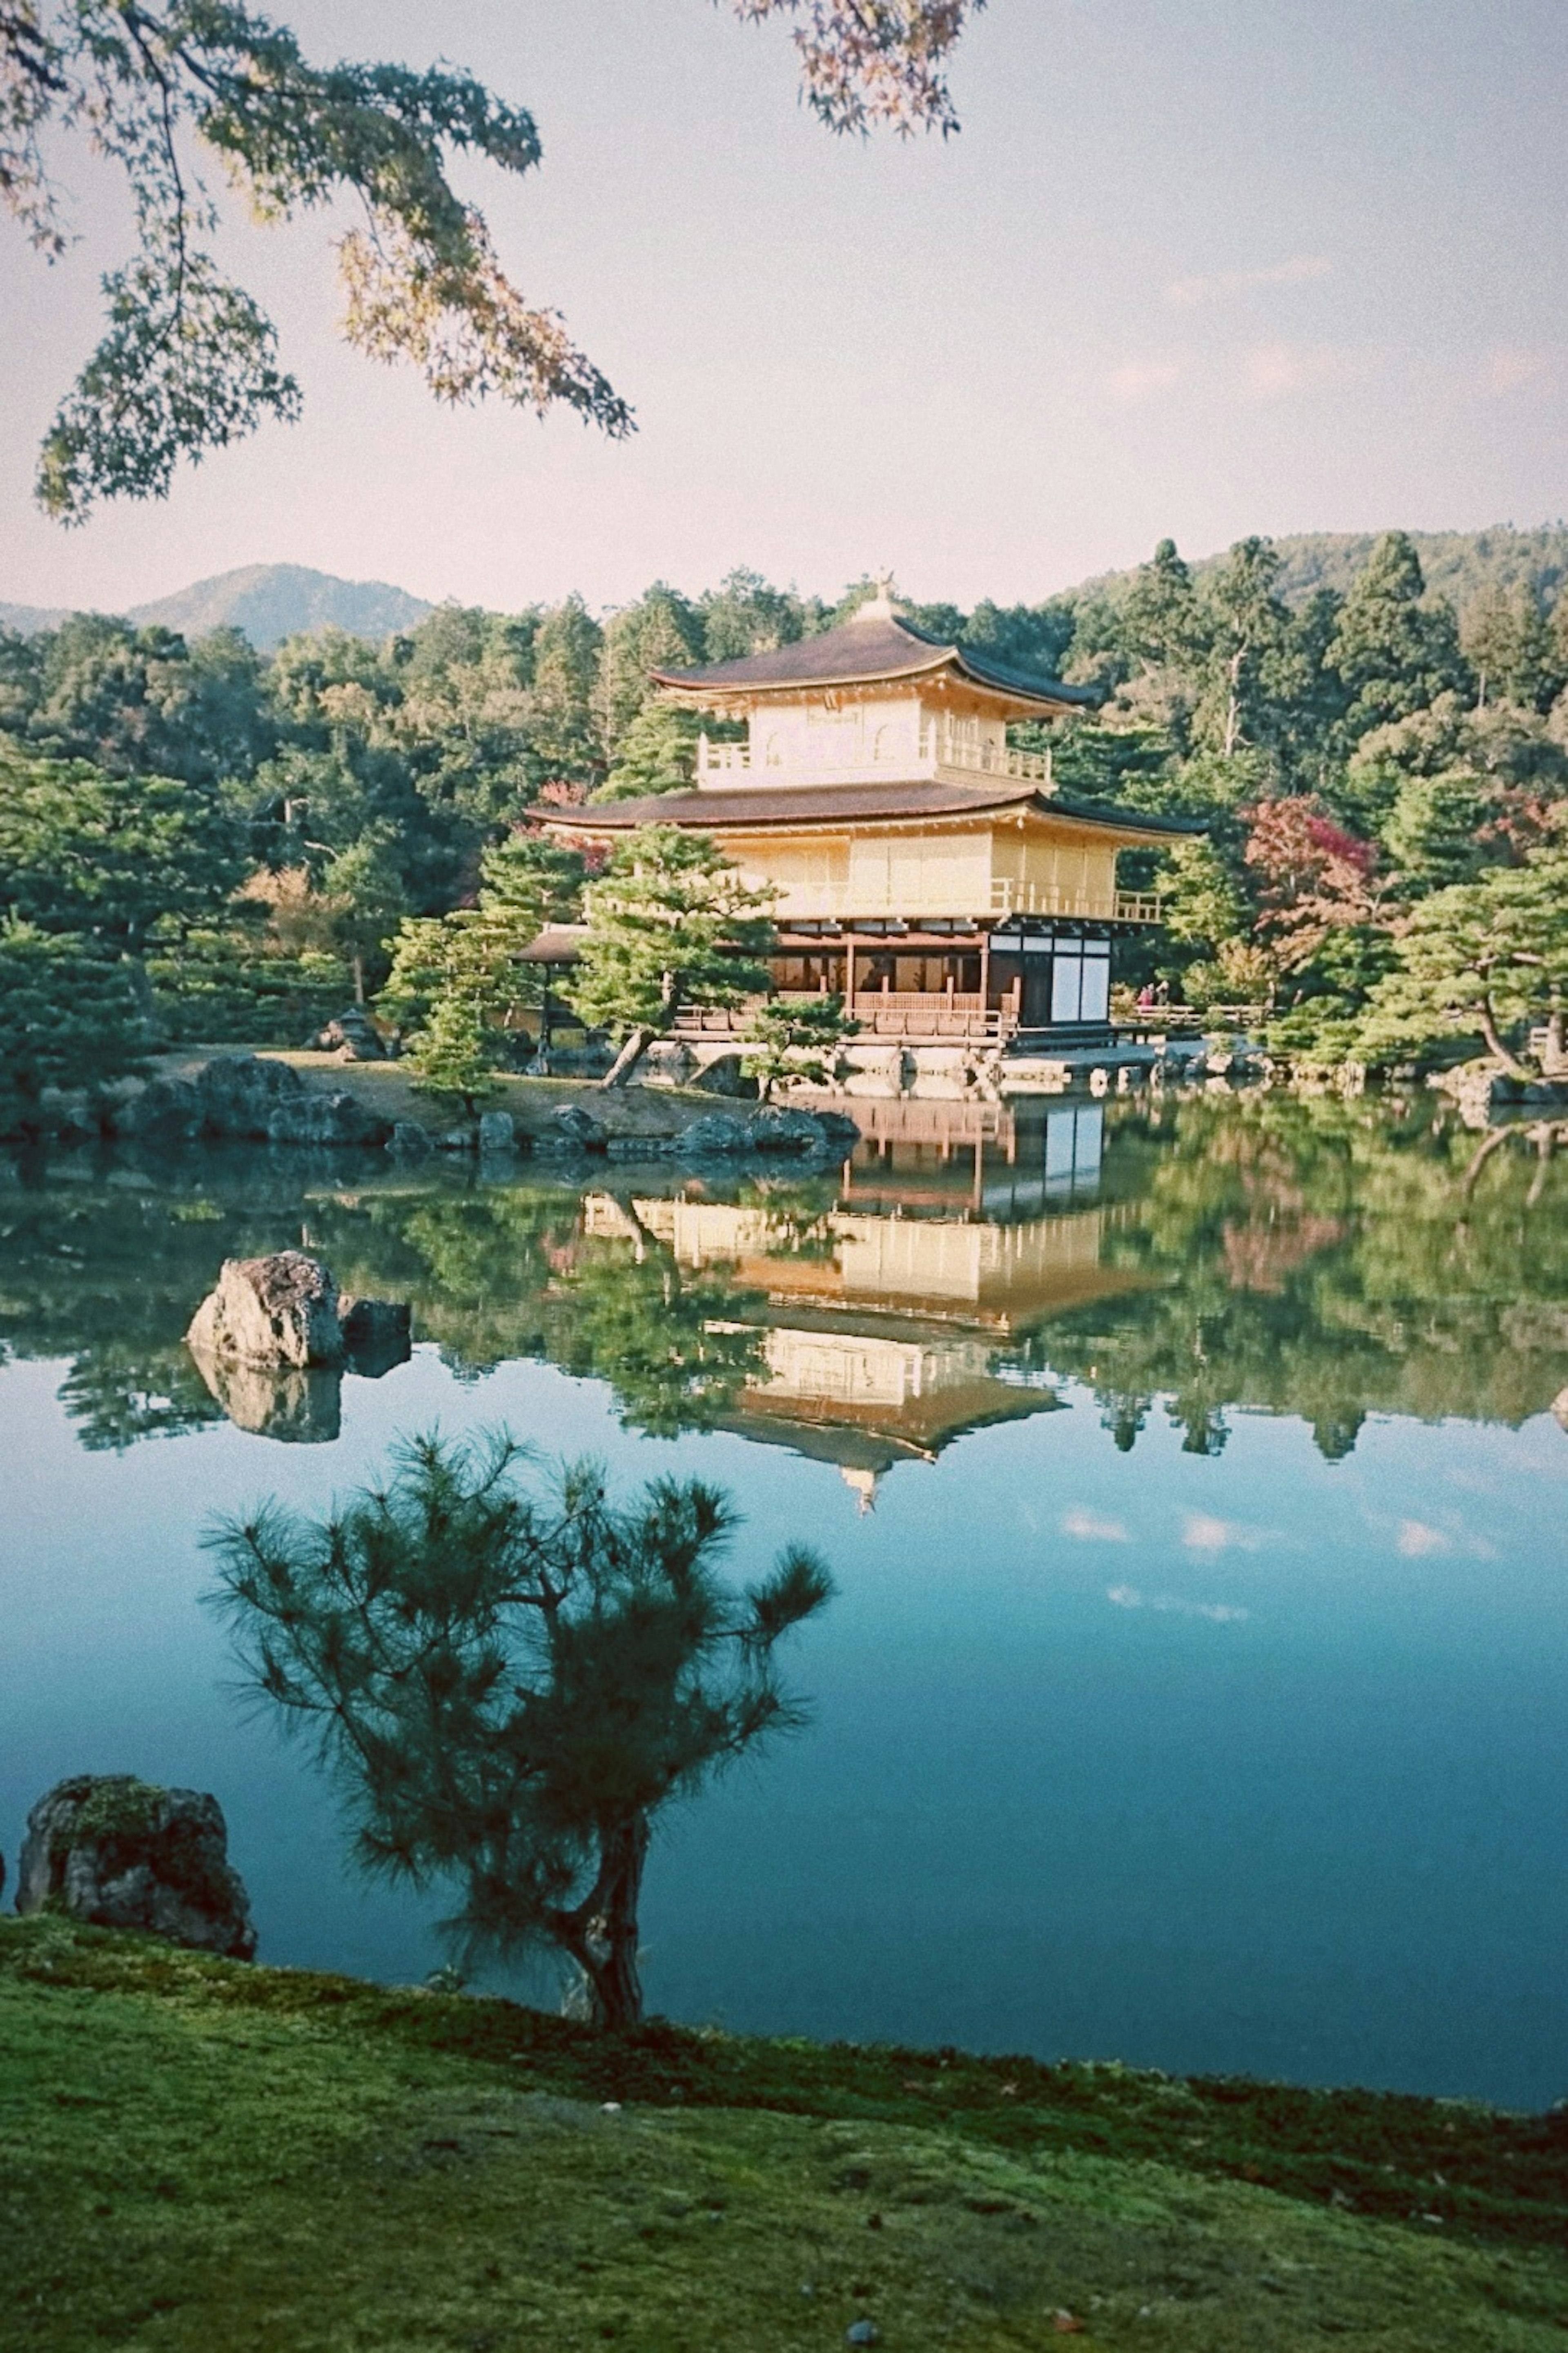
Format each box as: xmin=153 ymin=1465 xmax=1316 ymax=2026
xmin=1067 ymin=524 xmax=1568 ymax=616
xmin=128 ymin=564 xmax=432 ymax=648
xmin=0 ymin=600 xmax=71 ymax=635
xmin=0 ymin=564 xmax=432 ymax=649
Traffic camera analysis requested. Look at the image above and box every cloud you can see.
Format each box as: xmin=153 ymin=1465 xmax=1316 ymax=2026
xmin=1182 ymin=1512 xmax=1268 ymax=1554
xmin=1391 ymin=1517 xmax=1495 ymax=1560
xmin=1106 ymin=355 xmax=1187 ymax=406
xmin=1166 ymin=255 xmax=1332 ymax=309
xmin=1062 ymin=1507 xmax=1129 ymax=1542
xmin=1396 ymin=1519 xmax=1453 ymax=1558
xmin=1108 ymin=1585 xmax=1249 ymax=1624
xmin=1484 ymin=346 xmax=1552 ymax=395
xmin=1237 ymin=341 xmax=1341 ymax=401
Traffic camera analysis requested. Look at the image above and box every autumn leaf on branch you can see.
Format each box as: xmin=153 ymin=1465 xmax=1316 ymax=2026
xmin=731 ymin=0 xmax=982 ymax=136
xmin=4 ymin=2 xmax=980 ymax=519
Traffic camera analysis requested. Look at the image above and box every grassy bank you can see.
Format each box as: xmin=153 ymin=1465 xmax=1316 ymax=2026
xmin=2 ymin=1921 xmax=1565 ymax=2350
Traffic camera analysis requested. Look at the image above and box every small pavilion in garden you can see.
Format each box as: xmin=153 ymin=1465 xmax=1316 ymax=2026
xmin=542 ymin=586 xmax=1201 ymax=1049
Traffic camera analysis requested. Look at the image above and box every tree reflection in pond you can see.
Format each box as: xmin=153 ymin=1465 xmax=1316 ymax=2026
xmin=207 ymin=1429 xmax=833 ymax=2027
xmin=3 ymin=1097 xmax=1567 ymax=1462
xmin=998 ymin=1094 xmax=1568 ymax=1456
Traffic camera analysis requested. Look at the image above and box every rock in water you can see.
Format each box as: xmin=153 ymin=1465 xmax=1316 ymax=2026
xmin=386 ymin=1119 xmax=433 ymax=1160
xmin=185 ymin=1254 xmax=411 ymax=1436
xmin=187 ymin=1250 xmax=346 ymax=1369
xmin=680 ymin=1112 xmax=753 ymax=1156
xmin=16 ymin=1775 xmax=256 ymax=1959
xmin=339 ymin=1295 xmax=412 ymax=1377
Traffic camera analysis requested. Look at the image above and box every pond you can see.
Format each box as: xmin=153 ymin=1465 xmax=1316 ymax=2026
xmin=2 ymin=1089 xmax=1566 ymax=2110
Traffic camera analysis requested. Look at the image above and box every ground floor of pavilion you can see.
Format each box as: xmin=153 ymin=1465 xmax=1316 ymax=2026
xmin=681 ymin=916 xmax=1123 ymax=1047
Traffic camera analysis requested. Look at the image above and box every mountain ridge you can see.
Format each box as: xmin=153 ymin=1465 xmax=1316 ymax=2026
xmin=2 ymin=526 xmax=1565 ymax=650
xmin=0 ymin=563 xmax=432 ymax=650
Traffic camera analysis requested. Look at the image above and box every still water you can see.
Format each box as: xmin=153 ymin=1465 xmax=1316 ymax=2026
xmin=3 ymin=1091 xmax=1566 ymax=2109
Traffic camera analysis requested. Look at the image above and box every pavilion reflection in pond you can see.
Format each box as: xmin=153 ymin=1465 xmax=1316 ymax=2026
xmin=586 ymin=1099 xmax=1146 ymax=1504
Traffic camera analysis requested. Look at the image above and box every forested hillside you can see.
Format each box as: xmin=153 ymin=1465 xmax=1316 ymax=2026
xmin=1069 ymin=523 xmax=1568 ymax=619
xmin=2 ymin=525 xmax=1567 ymax=1108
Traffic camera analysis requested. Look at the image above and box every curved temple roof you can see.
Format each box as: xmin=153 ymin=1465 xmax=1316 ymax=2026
xmin=650 ymin=598 xmax=1099 ymax=717
xmin=541 ymin=778 xmax=1200 ymax=845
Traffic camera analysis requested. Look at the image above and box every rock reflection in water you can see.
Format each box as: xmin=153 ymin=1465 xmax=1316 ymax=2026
xmin=187 ymin=1353 xmax=345 ymax=1444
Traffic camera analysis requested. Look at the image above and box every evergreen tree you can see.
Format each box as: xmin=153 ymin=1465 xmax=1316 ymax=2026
xmin=1157 ymin=838 xmax=1248 ymax=958
xmin=697 ymin=568 xmax=817 ymax=660
xmin=1327 ymin=533 xmax=1470 ymax=738
xmin=740 ymin=993 xmax=858 ymax=1101
xmin=208 ymin=1429 xmax=832 ymax=2029
xmin=1356 ymin=835 xmax=1568 ymax=1075
xmin=1462 ymin=583 xmax=1560 ymax=713
xmin=0 ymin=739 xmax=243 ymax=962
xmin=0 ymin=924 xmax=147 ymax=1129
xmin=527 ymin=596 xmax=605 ymax=782
xmin=595 ymin=704 xmax=704 ymax=800
xmin=1381 ymin=767 xmax=1488 ymax=894
xmin=594 ymin=586 xmax=702 ymax=752
xmin=321 ymin=829 xmax=408 ymax=1003
xmin=566 ymin=828 xmax=776 ymax=1087
xmin=1123 ymin=538 xmax=1206 ymax=670
xmin=1199 ymin=537 xmax=1290 ymax=758
xmin=408 ymin=990 xmax=497 ymax=1122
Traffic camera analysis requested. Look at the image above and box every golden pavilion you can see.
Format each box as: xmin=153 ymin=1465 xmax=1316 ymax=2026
xmin=544 ymin=587 xmax=1200 ymax=1047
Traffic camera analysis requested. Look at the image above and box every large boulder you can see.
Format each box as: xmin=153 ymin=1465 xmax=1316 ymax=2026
xmin=112 ymin=1076 xmax=205 ymax=1145
xmin=477 ymin=1109 xmax=517 ymax=1154
xmin=15 ymin=1774 xmax=256 ymax=1959
xmin=386 ymin=1119 xmax=434 ymax=1161
xmin=755 ymin=1105 xmax=860 ymax=1155
xmin=680 ymin=1112 xmax=753 ymax=1156
xmin=265 ymin=1090 xmax=391 ymax=1148
xmin=534 ymin=1102 xmax=609 ymax=1155
xmin=691 ymin=1052 xmax=757 ymax=1099
xmin=339 ymin=1295 xmax=412 ymax=1377
xmin=198 ymin=1054 xmax=303 ymax=1137
xmin=185 ymin=1254 xmax=411 ymax=1436
xmin=187 ymin=1250 xmax=346 ymax=1368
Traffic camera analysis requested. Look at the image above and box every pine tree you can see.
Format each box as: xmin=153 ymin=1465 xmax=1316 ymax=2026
xmin=1381 ymin=767 xmax=1487 ymax=893
xmin=595 ymin=704 xmax=704 ymax=800
xmin=740 ymin=993 xmax=858 ymax=1101
xmin=208 ymin=1430 xmax=832 ymax=2029
xmin=408 ymin=990 xmax=497 ymax=1122
xmin=566 ymin=827 xmax=776 ymax=1087
xmin=0 ymin=924 xmax=147 ymax=1130
xmin=1356 ymin=836 xmax=1568 ymax=1075
xmin=1327 ymin=533 xmax=1470 ymax=738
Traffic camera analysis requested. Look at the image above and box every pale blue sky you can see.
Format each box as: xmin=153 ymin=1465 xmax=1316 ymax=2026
xmin=1 ymin=0 xmax=1564 ymax=617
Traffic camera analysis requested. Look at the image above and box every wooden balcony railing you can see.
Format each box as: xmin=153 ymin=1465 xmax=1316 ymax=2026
xmin=987 ymin=880 xmax=1162 ymax=924
xmin=673 ymin=992 xmax=1019 ymax=1045
xmin=696 ymin=730 xmax=1053 ymax=790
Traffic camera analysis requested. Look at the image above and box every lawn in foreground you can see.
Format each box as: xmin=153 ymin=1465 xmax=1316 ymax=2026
xmin=2 ymin=1920 xmax=1565 ymax=2351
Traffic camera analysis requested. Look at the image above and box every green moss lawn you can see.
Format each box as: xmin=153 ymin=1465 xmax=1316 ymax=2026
xmin=3 ymin=1919 xmax=1565 ymax=2350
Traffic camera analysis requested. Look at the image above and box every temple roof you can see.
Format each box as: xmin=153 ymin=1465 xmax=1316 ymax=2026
xmin=650 ymin=598 xmax=1099 ymax=716
xmin=542 ymin=779 xmax=1200 ymax=843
